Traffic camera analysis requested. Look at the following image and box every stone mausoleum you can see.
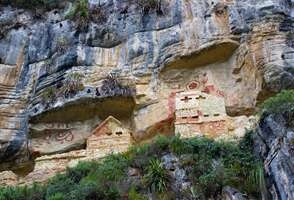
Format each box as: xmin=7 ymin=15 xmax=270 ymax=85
xmin=87 ymin=116 xmax=133 ymax=154
xmin=175 ymin=90 xmax=227 ymax=138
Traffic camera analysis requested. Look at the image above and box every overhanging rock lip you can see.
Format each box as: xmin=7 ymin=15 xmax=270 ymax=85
xmin=29 ymin=96 xmax=136 ymax=124
xmin=161 ymin=39 xmax=240 ymax=71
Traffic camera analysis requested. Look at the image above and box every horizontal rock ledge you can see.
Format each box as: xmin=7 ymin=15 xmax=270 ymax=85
xmin=162 ymin=39 xmax=240 ymax=71
xmin=29 ymin=96 xmax=136 ymax=124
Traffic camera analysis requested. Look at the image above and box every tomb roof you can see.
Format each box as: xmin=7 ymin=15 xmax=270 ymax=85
xmin=91 ymin=116 xmax=125 ymax=137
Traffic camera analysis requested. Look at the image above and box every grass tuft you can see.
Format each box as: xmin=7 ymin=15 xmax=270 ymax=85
xmin=0 ymin=135 xmax=264 ymax=199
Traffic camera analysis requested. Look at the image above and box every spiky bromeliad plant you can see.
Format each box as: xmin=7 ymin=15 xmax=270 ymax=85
xmin=133 ymin=0 xmax=167 ymax=15
xmin=143 ymin=159 xmax=170 ymax=193
xmin=56 ymin=36 xmax=69 ymax=54
xmin=65 ymin=0 xmax=89 ymax=31
xmin=0 ymin=135 xmax=265 ymax=199
xmin=60 ymin=72 xmax=85 ymax=98
xmin=41 ymin=86 xmax=57 ymax=105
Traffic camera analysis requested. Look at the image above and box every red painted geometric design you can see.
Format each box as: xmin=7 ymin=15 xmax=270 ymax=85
xmin=187 ymin=81 xmax=200 ymax=90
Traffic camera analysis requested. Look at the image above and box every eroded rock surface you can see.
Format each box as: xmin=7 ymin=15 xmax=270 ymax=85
xmin=254 ymin=110 xmax=294 ymax=200
xmin=0 ymin=0 xmax=293 ymax=179
xmin=222 ymin=186 xmax=246 ymax=200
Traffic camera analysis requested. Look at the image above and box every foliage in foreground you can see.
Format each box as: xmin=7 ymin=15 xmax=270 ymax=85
xmin=260 ymin=89 xmax=294 ymax=114
xmin=0 ymin=134 xmax=263 ymax=200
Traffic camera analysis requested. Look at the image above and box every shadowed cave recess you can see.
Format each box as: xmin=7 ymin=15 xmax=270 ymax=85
xmin=0 ymin=0 xmax=294 ymax=199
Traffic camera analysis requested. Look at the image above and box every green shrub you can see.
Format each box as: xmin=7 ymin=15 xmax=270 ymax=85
xmin=128 ymin=186 xmax=147 ymax=200
xmin=197 ymin=170 xmax=222 ymax=198
xmin=45 ymin=174 xmax=76 ymax=199
xmin=47 ymin=193 xmax=64 ymax=200
xmin=0 ymin=136 xmax=263 ymax=199
xmin=128 ymin=143 xmax=150 ymax=156
xmin=143 ymin=159 xmax=170 ymax=192
xmin=0 ymin=186 xmax=24 ymax=200
xmin=71 ymin=181 xmax=120 ymax=200
xmin=93 ymin=154 xmax=130 ymax=182
xmin=65 ymin=0 xmax=91 ymax=31
xmin=102 ymin=184 xmax=121 ymax=200
xmin=69 ymin=182 xmax=100 ymax=200
xmin=239 ymin=130 xmax=254 ymax=152
xmin=154 ymin=135 xmax=170 ymax=151
xmin=65 ymin=0 xmax=88 ymax=19
xmin=0 ymin=184 xmax=46 ymax=200
xmin=190 ymin=154 xmax=213 ymax=178
xmin=260 ymin=89 xmax=294 ymax=114
xmin=65 ymin=0 xmax=107 ymax=31
xmin=128 ymin=143 xmax=157 ymax=170
xmin=182 ymin=135 xmax=262 ymax=199
xmin=169 ymin=135 xmax=192 ymax=155
xmin=66 ymin=161 xmax=96 ymax=183
xmin=77 ymin=0 xmax=88 ymax=18
xmin=27 ymin=184 xmax=46 ymax=200
xmin=245 ymin=163 xmax=266 ymax=197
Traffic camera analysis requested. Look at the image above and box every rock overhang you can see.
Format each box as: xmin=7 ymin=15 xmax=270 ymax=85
xmin=161 ymin=39 xmax=240 ymax=71
xmin=29 ymin=96 xmax=136 ymax=124
xmin=0 ymin=0 xmax=293 ymax=180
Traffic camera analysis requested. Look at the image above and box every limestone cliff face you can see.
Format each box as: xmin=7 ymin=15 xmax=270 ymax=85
xmin=0 ymin=0 xmax=293 ymax=175
xmin=254 ymin=110 xmax=294 ymax=199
